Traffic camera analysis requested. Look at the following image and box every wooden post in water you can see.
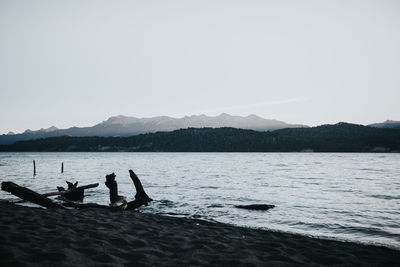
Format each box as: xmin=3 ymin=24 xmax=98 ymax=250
xmin=33 ymin=160 xmax=36 ymax=176
xmin=61 ymin=162 xmax=64 ymax=174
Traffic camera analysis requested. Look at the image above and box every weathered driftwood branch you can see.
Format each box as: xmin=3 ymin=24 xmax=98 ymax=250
xmin=105 ymin=173 xmax=128 ymax=210
xmin=125 ymin=170 xmax=152 ymax=210
xmin=129 ymin=169 xmax=152 ymax=204
xmin=105 ymin=173 xmax=119 ymax=204
xmin=1 ymin=181 xmax=63 ymax=209
xmin=3 ymin=169 xmax=153 ymax=211
xmin=43 ymin=183 xmax=99 ymax=197
xmin=12 ymin=182 xmax=98 ymax=203
xmin=127 ymin=199 xmax=145 ymax=210
xmin=104 ymin=170 xmax=152 ymax=210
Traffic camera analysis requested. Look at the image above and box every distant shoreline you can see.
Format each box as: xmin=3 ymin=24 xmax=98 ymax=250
xmin=0 ymin=125 xmax=399 ymax=153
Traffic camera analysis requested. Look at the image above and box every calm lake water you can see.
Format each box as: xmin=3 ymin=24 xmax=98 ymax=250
xmin=0 ymin=152 xmax=399 ymax=249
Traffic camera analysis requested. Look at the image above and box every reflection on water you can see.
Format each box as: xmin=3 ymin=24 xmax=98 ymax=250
xmin=0 ymin=152 xmax=399 ymax=249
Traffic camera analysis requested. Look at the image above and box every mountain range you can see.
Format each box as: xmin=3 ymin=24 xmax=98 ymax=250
xmin=0 ymin=114 xmax=306 ymax=145
xmin=0 ymin=114 xmax=398 ymax=145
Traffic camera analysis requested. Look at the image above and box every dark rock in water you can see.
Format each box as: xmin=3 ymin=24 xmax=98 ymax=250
xmin=235 ymin=204 xmax=275 ymax=211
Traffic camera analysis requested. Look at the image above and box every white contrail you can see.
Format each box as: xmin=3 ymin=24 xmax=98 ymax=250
xmin=184 ymin=97 xmax=308 ymax=116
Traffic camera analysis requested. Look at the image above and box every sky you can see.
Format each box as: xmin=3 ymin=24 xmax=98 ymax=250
xmin=1 ymin=0 xmax=399 ymax=134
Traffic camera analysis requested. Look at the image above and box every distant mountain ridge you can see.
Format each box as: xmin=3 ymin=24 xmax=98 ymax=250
xmin=368 ymin=120 xmax=400 ymax=129
xmin=0 ymin=114 xmax=307 ymax=145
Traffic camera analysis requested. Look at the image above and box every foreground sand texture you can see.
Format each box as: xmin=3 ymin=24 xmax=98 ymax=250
xmin=0 ymin=203 xmax=399 ymax=266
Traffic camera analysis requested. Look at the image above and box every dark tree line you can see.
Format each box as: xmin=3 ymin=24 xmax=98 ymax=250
xmin=0 ymin=124 xmax=399 ymax=152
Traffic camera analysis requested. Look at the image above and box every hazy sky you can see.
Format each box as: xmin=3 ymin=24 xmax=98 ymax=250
xmin=1 ymin=0 xmax=399 ymax=134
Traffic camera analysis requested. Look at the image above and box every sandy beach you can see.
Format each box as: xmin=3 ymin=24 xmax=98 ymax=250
xmin=0 ymin=203 xmax=399 ymax=266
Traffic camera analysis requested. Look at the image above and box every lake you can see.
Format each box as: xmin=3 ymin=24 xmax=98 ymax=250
xmin=0 ymin=152 xmax=399 ymax=249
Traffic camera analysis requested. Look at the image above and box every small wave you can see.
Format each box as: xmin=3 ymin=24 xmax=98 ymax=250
xmin=154 ymin=199 xmax=176 ymax=207
xmin=337 ymin=225 xmax=398 ymax=239
xmin=189 ymin=214 xmax=202 ymax=219
xmin=208 ymin=204 xmax=224 ymax=208
xmin=382 ymin=210 xmax=400 ymax=215
xmin=360 ymin=168 xmax=385 ymax=172
xmin=274 ymin=164 xmax=287 ymax=167
xmin=289 ymin=221 xmax=398 ymax=240
xmin=353 ymin=177 xmax=373 ymax=181
xmin=199 ymin=186 xmax=219 ymax=189
xmin=302 ymin=182 xmax=321 ymax=185
xmin=235 ymin=197 xmax=257 ymax=202
xmin=297 ymin=177 xmax=320 ymax=180
xmin=369 ymin=194 xmax=400 ymax=200
xmin=155 ymin=212 xmax=190 ymax=217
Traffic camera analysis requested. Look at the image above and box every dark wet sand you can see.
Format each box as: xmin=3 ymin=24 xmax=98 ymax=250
xmin=0 ymin=203 xmax=398 ymax=266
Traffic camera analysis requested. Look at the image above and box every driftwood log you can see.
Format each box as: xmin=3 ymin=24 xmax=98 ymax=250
xmin=105 ymin=173 xmax=128 ymax=210
xmin=61 ymin=199 xmax=109 ymax=209
xmin=2 ymin=169 xmax=152 ymax=211
xmin=127 ymin=170 xmax=152 ymax=210
xmin=105 ymin=169 xmax=152 ymax=210
xmin=13 ymin=182 xmax=99 ymax=204
xmin=1 ymin=182 xmax=63 ymax=209
xmin=45 ymin=182 xmax=99 ymax=201
xmin=129 ymin=170 xmax=152 ymax=204
xmin=105 ymin=173 xmax=119 ymax=204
